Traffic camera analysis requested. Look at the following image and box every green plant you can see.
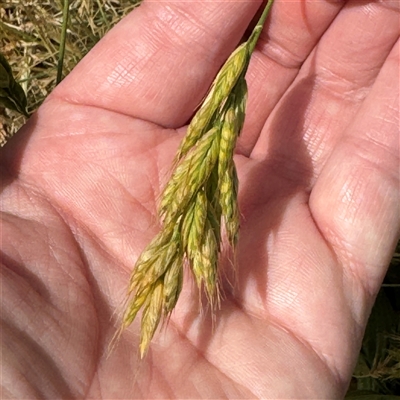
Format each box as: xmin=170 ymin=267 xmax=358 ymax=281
xmin=120 ymin=0 xmax=275 ymax=358
xmin=0 ymin=51 xmax=28 ymax=146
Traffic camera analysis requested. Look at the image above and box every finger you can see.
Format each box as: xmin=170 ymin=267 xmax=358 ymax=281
xmin=238 ymin=0 xmax=346 ymax=155
xmin=51 ymin=0 xmax=262 ymax=127
xmin=310 ymin=39 xmax=399 ymax=311
xmin=233 ymin=40 xmax=398 ymax=388
xmin=251 ymin=0 xmax=399 ymax=179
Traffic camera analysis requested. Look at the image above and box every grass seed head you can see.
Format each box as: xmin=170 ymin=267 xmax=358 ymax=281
xmin=121 ymin=0 xmax=276 ymax=357
xmin=175 ymin=43 xmax=249 ymax=161
xmin=160 ymin=126 xmax=221 ymax=223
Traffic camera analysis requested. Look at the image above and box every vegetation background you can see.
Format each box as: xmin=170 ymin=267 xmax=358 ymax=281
xmin=1 ymin=0 xmax=399 ymax=397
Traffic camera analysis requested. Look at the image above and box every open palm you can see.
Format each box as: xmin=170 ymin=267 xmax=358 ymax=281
xmin=1 ymin=1 xmax=398 ymax=398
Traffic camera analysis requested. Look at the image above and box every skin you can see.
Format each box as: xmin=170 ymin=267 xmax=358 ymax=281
xmin=1 ymin=0 xmax=399 ymax=398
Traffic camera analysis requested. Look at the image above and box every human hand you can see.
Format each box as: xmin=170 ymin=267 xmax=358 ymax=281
xmin=1 ymin=1 xmax=398 ymax=398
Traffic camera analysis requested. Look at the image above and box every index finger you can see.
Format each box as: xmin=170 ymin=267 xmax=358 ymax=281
xmin=51 ymin=0 xmax=262 ymax=128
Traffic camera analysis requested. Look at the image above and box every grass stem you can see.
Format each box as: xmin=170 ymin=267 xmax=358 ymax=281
xmin=57 ymin=0 xmax=70 ymax=84
xmin=247 ymin=0 xmax=275 ymax=54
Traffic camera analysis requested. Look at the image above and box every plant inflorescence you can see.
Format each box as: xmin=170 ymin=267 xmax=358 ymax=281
xmin=121 ymin=0 xmax=275 ymax=358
